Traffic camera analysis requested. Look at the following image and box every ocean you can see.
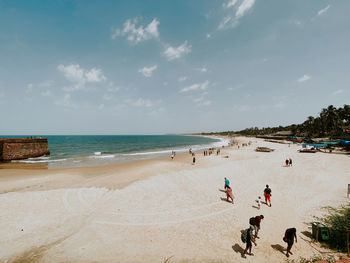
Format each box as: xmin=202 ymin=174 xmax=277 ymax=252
xmin=1 ymin=135 xmax=228 ymax=169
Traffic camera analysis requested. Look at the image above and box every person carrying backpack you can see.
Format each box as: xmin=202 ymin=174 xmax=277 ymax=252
xmin=242 ymin=225 xmax=256 ymax=257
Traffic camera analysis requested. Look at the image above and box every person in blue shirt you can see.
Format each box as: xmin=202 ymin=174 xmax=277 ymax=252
xmin=224 ymin=177 xmax=230 ymax=189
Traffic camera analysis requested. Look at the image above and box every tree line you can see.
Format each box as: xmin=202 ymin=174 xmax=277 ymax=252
xmin=201 ymin=104 xmax=350 ymax=139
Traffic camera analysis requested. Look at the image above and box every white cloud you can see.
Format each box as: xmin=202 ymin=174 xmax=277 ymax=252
xmin=54 ymin=93 xmax=77 ymax=108
xmin=297 ymin=74 xmax=311 ymax=82
xmin=236 ymin=0 xmax=255 ymax=19
xmin=125 ymin=98 xmax=154 ymax=107
xmin=206 ymin=33 xmax=211 ymax=39
xmin=218 ymin=0 xmax=256 ymax=30
xmin=178 ymin=76 xmax=188 ymax=82
xmin=163 ymin=41 xmax=191 ymax=61
xmin=58 ymin=64 xmax=84 ymax=84
xmin=180 ymin=80 xmax=209 ymax=93
xmin=112 ymin=18 xmax=160 ymax=44
xmin=85 ymin=68 xmax=107 ymax=82
xmin=224 ymin=0 xmax=238 ymax=8
xmin=318 ymin=5 xmax=330 ymax=16
xmin=138 ymin=65 xmax=157 ymax=77
xmin=57 ymin=64 xmax=106 ymax=90
xmin=334 ymin=89 xmax=344 ymax=95
xmin=26 ymin=81 xmax=54 ymax=94
xmin=291 ymin=19 xmax=302 ymax=26
xmin=218 ymin=16 xmax=233 ymax=30
xmin=197 ymin=67 xmax=208 ymax=72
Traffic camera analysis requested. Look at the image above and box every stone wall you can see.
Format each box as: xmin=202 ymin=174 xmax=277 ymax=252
xmin=0 ymin=138 xmax=50 ymax=161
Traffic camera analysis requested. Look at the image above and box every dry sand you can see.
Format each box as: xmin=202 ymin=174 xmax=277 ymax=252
xmin=0 ymin=137 xmax=349 ymax=263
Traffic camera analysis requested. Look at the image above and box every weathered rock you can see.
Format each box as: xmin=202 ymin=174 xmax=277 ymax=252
xmin=0 ymin=138 xmax=50 ymax=161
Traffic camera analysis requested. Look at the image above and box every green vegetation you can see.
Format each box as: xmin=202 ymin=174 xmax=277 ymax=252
xmin=316 ymin=203 xmax=350 ymax=252
xmin=201 ymin=104 xmax=350 ymax=139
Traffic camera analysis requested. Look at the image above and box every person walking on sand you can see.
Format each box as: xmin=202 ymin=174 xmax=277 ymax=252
xmin=289 ymin=158 xmax=292 ymax=166
xmin=284 ymin=227 xmax=297 ymax=257
xmin=264 ymin=184 xmax=272 ymax=207
xmin=192 ymin=154 xmax=196 ymax=165
xmin=253 ymin=215 xmax=264 ymax=239
xmin=224 ymin=177 xmax=230 ymax=189
xmin=257 ymin=196 xmax=262 ymax=209
xmin=225 ymin=186 xmax=234 ymax=203
xmin=243 ymin=225 xmax=257 ymax=257
xmin=285 ymin=159 xmax=289 ymax=166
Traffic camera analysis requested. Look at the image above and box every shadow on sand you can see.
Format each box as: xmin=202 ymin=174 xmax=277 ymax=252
xmin=232 ymin=243 xmax=245 ymax=258
xmin=271 ymin=244 xmax=285 ymax=255
xmin=218 ymin=189 xmax=226 ymax=193
xmin=220 ymin=197 xmax=233 ymax=204
xmin=301 ymin=230 xmax=312 ymax=239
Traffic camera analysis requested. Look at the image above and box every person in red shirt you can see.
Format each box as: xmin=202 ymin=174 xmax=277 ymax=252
xmin=253 ymin=215 xmax=264 ymax=239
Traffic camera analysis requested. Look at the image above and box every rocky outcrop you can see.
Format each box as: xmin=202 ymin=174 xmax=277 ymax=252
xmin=0 ymin=138 xmax=50 ymax=161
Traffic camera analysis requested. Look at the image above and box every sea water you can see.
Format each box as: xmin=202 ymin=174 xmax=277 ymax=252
xmin=1 ymin=135 xmax=228 ymax=169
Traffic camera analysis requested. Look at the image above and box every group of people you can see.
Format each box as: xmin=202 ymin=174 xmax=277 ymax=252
xmin=203 ymin=148 xmax=221 ymax=156
xmin=243 ymin=215 xmax=264 ymax=257
xmin=223 ymin=178 xmax=297 ymax=258
xmin=285 ymin=158 xmax=293 ymax=166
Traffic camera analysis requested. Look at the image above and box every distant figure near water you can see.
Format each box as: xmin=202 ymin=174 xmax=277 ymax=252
xmin=192 ymin=154 xmax=196 ymax=165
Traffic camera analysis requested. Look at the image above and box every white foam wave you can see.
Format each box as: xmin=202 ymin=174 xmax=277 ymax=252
xmin=122 ymin=149 xmax=173 ymax=156
xmin=12 ymin=158 xmax=68 ymax=164
xmin=90 ymin=154 xmax=115 ymax=159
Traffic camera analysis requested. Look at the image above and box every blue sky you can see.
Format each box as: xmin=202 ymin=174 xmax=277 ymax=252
xmin=0 ymin=0 xmax=349 ymax=134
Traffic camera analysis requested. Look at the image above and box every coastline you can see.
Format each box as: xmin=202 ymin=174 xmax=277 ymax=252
xmin=0 ymin=136 xmax=348 ymax=262
xmin=0 ymin=134 xmax=228 ymax=170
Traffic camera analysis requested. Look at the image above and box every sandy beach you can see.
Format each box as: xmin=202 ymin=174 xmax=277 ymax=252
xmin=0 ymin=137 xmax=349 ymax=263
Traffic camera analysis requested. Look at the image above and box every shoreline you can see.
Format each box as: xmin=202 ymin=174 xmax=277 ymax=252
xmin=0 ymin=135 xmax=229 ymax=170
xmin=0 ymin=135 xmax=233 ymax=194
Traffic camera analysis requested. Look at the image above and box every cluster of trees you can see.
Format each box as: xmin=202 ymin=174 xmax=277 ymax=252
xmin=297 ymin=105 xmax=350 ymax=138
xmin=201 ymin=105 xmax=350 ymax=139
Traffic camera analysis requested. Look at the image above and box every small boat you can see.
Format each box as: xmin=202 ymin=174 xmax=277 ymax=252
xmin=298 ymin=149 xmax=317 ymax=153
xmin=255 ymin=147 xmax=274 ymax=152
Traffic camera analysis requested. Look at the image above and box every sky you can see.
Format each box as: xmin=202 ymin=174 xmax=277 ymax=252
xmin=0 ymin=0 xmax=349 ymax=135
